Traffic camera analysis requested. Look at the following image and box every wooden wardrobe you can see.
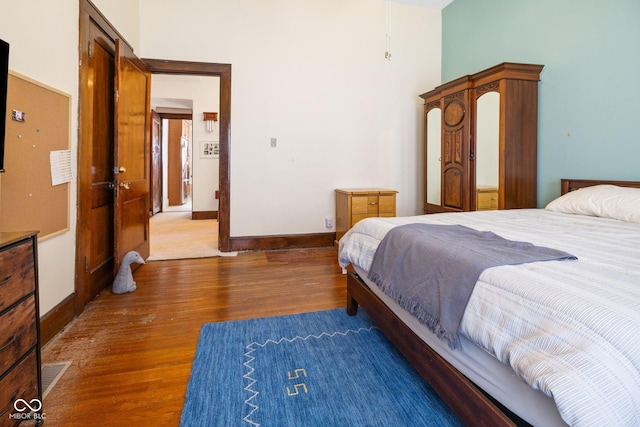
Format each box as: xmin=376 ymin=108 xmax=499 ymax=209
xmin=420 ymin=62 xmax=544 ymax=214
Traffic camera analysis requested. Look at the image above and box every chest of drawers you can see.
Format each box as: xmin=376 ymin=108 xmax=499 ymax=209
xmin=0 ymin=232 xmax=42 ymax=426
xmin=335 ymin=188 xmax=398 ymax=242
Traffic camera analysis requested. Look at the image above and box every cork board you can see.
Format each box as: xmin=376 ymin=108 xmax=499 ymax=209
xmin=0 ymin=71 xmax=71 ymax=240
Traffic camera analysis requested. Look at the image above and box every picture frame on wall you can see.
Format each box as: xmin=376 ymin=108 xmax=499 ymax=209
xmin=200 ymin=141 xmax=219 ymax=158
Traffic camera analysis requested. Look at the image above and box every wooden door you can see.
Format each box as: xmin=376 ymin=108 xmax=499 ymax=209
xmin=76 ymin=19 xmax=116 ymax=309
xmin=150 ymin=111 xmax=162 ymax=215
xmin=114 ymin=39 xmax=151 ymax=265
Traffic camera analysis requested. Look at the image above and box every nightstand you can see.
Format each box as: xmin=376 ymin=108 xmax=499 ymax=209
xmin=335 ymin=188 xmax=398 ymax=242
xmin=476 ymin=186 xmax=498 ymax=210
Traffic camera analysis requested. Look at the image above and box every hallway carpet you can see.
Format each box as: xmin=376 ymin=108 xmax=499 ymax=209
xmin=148 ymin=212 xmax=233 ymax=260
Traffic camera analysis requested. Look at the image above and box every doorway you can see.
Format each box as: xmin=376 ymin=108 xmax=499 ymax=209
xmin=148 ymin=109 xmax=220 ymax=261
xmin=156 ymin=114 xmax=194 ymax=213
xmin=166 ymin=118 xmax=192 ymax=211
xmin=143 ymin=59 xmax=231 ymax=253
xmin=148 ymin=71 xmax=222 ymax=261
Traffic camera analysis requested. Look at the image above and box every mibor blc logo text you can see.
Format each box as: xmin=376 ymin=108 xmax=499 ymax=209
xmin=8 ymin=398 xmax=46 ymax=422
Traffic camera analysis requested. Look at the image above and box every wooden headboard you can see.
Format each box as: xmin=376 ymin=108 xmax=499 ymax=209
xmin=561 ymin=179 xmax=640 ymax=195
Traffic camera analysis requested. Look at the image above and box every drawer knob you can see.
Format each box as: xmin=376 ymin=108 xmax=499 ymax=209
xmin=0 ymin=274 xmax=12 ymax=286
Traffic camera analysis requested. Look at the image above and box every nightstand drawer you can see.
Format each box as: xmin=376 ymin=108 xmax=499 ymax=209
xmin=0 ymin=240 xmax=35 ymax=313
xmin=0 ymin=297 xmax=37 ymax=375
xmin=350 ymin=195 xmax=369 ymax=215
xmin=378 ymin=193 xmax=396 ymax=214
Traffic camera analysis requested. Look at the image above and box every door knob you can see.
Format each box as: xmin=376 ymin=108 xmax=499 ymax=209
xmin=119 ymin=181 xmax=131 ymax=189
xmin=119 ymin=166 xmax=127 ymax=173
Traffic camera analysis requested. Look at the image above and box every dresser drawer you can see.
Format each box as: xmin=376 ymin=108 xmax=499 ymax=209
xmin=351 ymin=195 xmax=371 ymax=226
xmin=0 ymin=351 xmax=39 ymax=426
xmin=0 ymin=240 xmax=35 ymax=313
xmin=378 ymin=193 xmax=396 ymax=215
xmin=0 ymin=297 xmax=37 ymax=376
xmin=350 ymin=194 xmax=369 ymax=215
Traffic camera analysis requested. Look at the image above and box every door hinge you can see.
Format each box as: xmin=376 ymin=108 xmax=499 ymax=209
xmin=84 ymin=256 xmax=88 ymax=273
xmin=88 ymin=41 xmax=94 ymax=59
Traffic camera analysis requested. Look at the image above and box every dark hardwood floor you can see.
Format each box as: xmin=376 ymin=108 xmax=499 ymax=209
xmin=40 ymin=247 xmax=345 ymax=426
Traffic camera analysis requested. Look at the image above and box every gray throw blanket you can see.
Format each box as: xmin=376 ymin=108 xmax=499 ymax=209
xmin=367 ymin=223 xmax=577 ymax=349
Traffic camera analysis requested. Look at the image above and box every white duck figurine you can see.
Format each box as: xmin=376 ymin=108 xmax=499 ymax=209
xmin=112 ymin=250 xmax=145 ymax=294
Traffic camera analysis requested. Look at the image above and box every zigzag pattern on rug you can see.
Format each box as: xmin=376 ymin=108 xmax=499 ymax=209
xmin=242 ymin=326 xmax=379 ymax=426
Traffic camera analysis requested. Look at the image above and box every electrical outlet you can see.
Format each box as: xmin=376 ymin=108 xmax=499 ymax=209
xmin=325 ymin=216 xmax=333 ymax=229
xmin=270 ymin=138 xmax=277 ymax=147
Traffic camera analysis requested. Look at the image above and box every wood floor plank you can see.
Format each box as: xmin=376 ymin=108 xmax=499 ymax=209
xmin=40 ymin=248 xmax=345 ymax=426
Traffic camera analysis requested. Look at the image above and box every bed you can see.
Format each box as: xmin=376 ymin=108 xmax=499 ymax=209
xmin=338 ymin=179 xmax=640 ymax=427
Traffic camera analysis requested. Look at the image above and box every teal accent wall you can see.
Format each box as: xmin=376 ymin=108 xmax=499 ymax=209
xmin=442 ymin=0 xmax=640 ymax=205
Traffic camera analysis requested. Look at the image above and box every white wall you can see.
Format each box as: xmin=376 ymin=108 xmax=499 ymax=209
xmin=92 ymin=0 xmax=142 ymax=54
xmin=139 ymin=0 xmax=442 ymax=236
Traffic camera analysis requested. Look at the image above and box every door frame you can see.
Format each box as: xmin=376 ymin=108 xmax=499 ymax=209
xmin=155 ymin=112 xmax=193 ymax=213
xmin=142 ymin=58 xmax=231 ymax=252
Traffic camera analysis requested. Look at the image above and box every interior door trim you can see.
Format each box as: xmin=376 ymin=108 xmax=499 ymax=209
xmin=142 ymin=59 xmax=231 ymax=252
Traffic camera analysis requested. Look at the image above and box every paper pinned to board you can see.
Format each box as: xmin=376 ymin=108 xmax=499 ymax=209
xmin=50 ymin=149 xmax=73 ymax=186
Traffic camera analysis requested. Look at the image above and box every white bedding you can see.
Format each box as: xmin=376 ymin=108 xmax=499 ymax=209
xmin=338 ymin=209 xmax=640 ymax=427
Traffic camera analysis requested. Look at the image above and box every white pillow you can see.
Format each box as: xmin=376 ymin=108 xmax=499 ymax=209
xmin=545 ymin=184 xmax=640 ymax=223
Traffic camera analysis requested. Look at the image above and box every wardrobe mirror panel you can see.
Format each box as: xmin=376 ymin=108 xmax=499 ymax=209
xmin=475 ymin=91 xmax=500 ymax=190
xmin=426 ymin=108 xmax=442 ymax=205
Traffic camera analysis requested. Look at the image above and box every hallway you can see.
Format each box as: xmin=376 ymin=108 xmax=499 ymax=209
xmin=148 ymin=209 xmax=219 ymax=260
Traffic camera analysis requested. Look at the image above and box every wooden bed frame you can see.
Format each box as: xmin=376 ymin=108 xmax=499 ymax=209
xmin=345 ymin=178 xmax=640 ymax=426
xmin=560 ymin=178 xmax=640 ymax=194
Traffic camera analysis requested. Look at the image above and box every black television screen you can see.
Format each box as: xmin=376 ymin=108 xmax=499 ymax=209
xmin=0 ymin=38 xmax=8 ymax=173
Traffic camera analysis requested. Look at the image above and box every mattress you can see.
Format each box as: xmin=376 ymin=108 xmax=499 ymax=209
xmin=339 ymin=209 xmax=640 ymax=427
xmin=352 ymin=264 xmax=566 ymax=427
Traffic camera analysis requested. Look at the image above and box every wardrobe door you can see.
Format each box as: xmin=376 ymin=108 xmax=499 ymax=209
xmin=472 ymin=63 xmax=544 ymax=210
xmin=474 ymin=90 xmax=500 ymax=208
xmin=442 ymin=89 xmax=472 ymax=211
xmin=423 ymin=102 xmax=442 ymax=213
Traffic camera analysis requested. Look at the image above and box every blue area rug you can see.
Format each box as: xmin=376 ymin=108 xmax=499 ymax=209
xmin=180 ymin=309 xmax=462 ymax=427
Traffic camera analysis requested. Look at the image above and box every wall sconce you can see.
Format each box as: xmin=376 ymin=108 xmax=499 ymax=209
xmin=203 ymin=112 xmax=218 ymax=133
